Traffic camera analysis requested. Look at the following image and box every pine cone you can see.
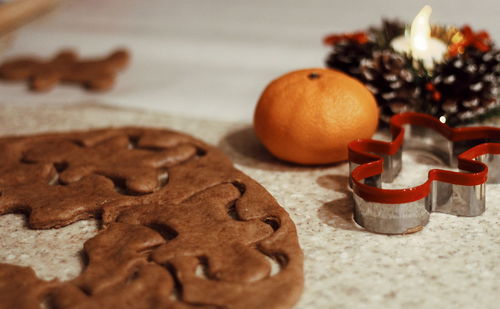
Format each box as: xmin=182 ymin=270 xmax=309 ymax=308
xmin=325 ymin=40 xmax=375 ymax=80
xmin=427 ymin=50 xmax=499 ymax=126
xmin=471 ymin=47 xmax=500 ymax=80
xmin=360 ymin=50 xmax=420 ymax=121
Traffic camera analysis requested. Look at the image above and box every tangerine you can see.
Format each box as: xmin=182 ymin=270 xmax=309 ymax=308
xmin=253 ymin=68 xmax=378 ymax=165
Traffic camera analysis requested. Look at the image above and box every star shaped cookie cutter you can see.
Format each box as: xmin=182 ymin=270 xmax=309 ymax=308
xmin=348 ymin=112 xmax=500 ymax=234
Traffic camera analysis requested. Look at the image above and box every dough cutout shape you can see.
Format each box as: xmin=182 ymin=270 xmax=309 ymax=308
xmin=0 ymin=49 xmax=129 ymax=91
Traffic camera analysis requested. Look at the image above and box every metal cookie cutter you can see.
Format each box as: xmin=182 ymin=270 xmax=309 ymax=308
xmin=348 ymin=112 xmax=500 ymax=234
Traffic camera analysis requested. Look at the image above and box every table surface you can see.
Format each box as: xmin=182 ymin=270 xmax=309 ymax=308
xmin=0 ymin=0 xmax=499 ymax=121
xmin=0 ymin=103 xmax=499 ymax=309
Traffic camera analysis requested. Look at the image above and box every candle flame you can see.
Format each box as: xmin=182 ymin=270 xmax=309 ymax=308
xmin=389 ymin=5 xmax=446 ymax=69
xmin=410 ymin=5 xmax=432 ymax=52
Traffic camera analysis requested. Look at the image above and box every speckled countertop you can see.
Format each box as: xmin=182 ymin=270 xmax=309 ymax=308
xmin=0 ymin=103 xmax=499 ymax=308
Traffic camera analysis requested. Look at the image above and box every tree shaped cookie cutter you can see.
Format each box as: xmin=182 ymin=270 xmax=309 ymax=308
xmin=348 ymin=112 xmax=500 ymax=234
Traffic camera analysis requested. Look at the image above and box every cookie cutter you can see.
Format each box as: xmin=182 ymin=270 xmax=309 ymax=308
xmin=348 ymin=112 xmax=500 ymax=234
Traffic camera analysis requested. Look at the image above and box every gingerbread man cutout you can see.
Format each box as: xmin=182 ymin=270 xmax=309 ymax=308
xmin=0 ymin=49 xmax=130 ymax=91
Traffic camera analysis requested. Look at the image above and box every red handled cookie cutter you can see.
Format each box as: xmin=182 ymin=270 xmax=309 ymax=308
xmin=348 ymin=112 xmax=500 ymax=234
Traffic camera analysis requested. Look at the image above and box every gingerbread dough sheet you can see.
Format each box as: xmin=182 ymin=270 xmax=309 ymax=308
xmin=0 ymin=127 xmax=303 ymax=309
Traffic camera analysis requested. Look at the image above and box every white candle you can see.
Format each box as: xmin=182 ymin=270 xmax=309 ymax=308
xmin=390 ymin=5 xmax=447 ymax=69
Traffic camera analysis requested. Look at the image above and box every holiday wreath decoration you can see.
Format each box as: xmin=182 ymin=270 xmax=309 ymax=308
xmin=324 ymin=19 xmax=500 ymax=126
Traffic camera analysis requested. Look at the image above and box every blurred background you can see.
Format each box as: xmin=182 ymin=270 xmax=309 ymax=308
xmin=0 ymin=0 xmax=498 ymax=121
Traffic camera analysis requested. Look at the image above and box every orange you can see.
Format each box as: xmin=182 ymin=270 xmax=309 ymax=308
xmin=253 ymin=68 xmax=378 ymax=165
